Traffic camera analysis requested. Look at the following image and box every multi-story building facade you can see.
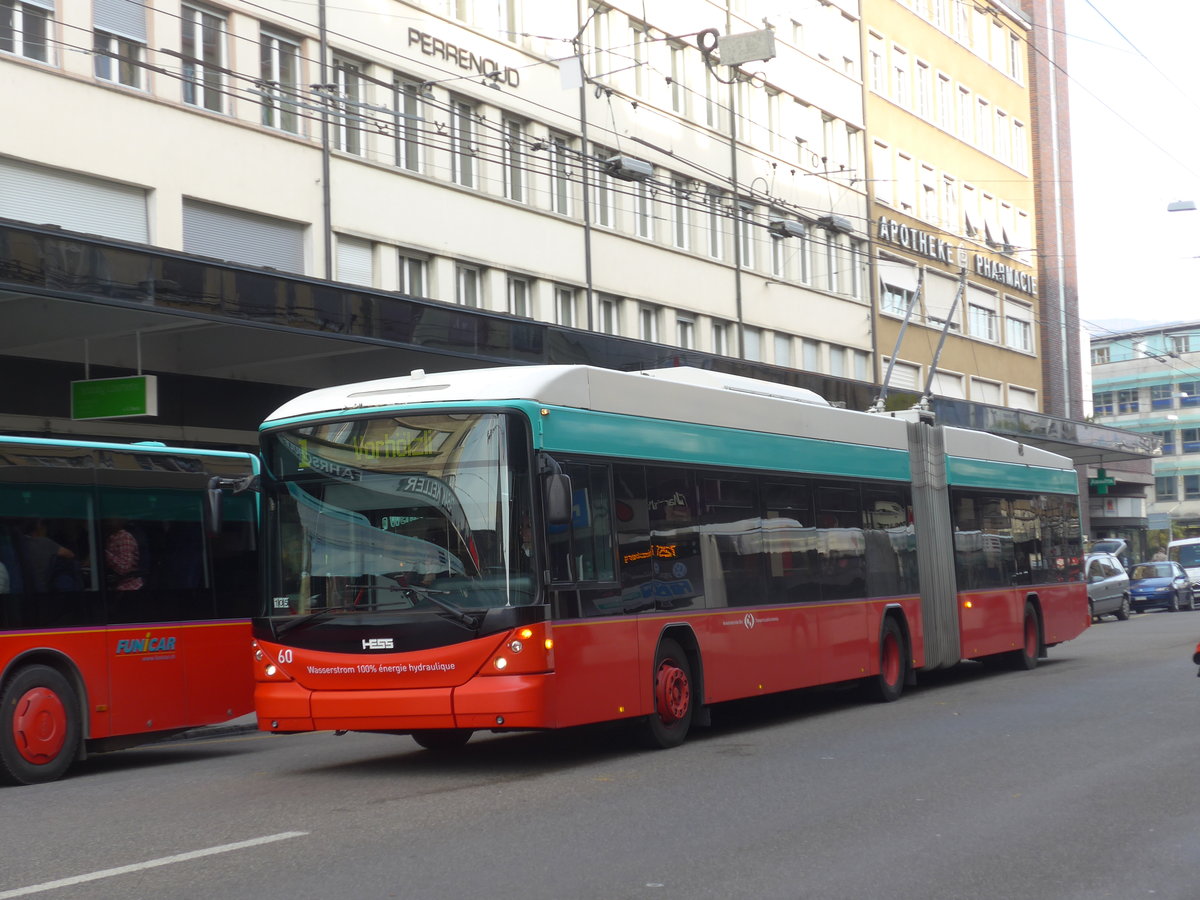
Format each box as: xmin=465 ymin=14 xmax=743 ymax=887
xmin=1090 ymin=323 xmax=1200 ymax=542
xmin=862 ymin=0 xmax=1041 ymax=410
xmin=1 ymin=0 xmax=877 ymax=376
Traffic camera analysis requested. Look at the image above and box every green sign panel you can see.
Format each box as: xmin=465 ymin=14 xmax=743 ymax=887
xmin=1088 ymin=467 xmax=1116 ymax=495
xmin=70 ymin=375 xmax=159 ymax=420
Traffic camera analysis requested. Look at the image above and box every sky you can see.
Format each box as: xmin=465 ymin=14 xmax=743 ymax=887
xmin=1064 ymin=0 xmax=1200 ymax=332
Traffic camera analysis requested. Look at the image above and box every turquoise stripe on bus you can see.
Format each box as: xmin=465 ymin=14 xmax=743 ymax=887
xmin=265 ymin=398 xmax=911 ymax=480
xmin=946 ymin=456 xmax=1077 ymax=493
xmin=526 ymin=403 xmax=911 ymax=480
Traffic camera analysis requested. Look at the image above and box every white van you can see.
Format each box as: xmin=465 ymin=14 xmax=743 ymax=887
xmin=1166 ymin=538 xmax=1200 ymax=597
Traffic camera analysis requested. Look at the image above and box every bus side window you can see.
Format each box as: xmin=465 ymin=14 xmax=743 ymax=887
xmin=644 ymin=467 xmax=701 ymax=611
xmin=862 ymin=487 xmax=916 ymax=597
xmin=815 ymin=484 xmax=866 ymax=600
xmin=213 ymin=493 xmax=259 ymax=618
xmin=699 ymin=475 xmax=761 ymax=608
xmin=763 ymin=478 xmax=818 ymax=604
xmin=549 ymin=463 xmax=616 ymax=585
xmin=0 ymin=483 xmax=97 ymax=629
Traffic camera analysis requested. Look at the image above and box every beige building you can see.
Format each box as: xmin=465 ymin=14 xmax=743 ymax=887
xmin=1 ymin=0 xmax=882 ymax=379
xmin=862 ymin=0 xmax=1041 ymax=410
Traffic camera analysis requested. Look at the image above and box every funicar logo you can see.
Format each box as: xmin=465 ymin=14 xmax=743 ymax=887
xmin=116 ymin=632 xmax=178 ymax=655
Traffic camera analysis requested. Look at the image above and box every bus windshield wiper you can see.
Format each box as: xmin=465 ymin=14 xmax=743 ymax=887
xmin=375 ymin=574 xmax=481 ymax=631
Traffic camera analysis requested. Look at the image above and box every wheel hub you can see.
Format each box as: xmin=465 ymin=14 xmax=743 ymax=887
xmin=655 ymin=660 xmax=690 ymax=724
xmin=12 ymin=687 xmax=68 ymax=765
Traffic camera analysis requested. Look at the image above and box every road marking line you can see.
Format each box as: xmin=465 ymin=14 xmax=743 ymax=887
xmin=0 ymin=831 xmax=308 ymax=899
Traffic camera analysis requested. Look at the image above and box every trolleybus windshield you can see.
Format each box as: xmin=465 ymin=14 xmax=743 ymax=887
xmin=262 ymin=412 xmax=537 ymax=631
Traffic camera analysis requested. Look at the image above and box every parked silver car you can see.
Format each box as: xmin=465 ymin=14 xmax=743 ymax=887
xmin=1085 ymin=552 xmax=1131 ymax=621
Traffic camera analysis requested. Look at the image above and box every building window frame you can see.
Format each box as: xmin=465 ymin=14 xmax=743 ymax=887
xmin=394 ymin=75 xmax=424 ymax=172
xmin=450 ymin=96 xmax=477 ymax=187
xmin=1156 ymin=475 xmax=1176 ymax=501
xmin=398 ymin=252 xmax=427 ymax=297
xmin=1117 ymin=389 xmax=1140 ymax=414
xmin=181 ymin=2 xmax=226 ymax=112
xmin=455 ymin=263 xmax=482 ymax=308
xmin=672 ymin=178 xmax=691 ymax=250
xmin=639 ymin=305 xmax=659 ymax=342
xmin=1184 ymin=475 xmax=1200 ymax=500
xmin=3 ymin=0 xmax=53 ymax=63
xmin=502 ymin=118 xmax=526 ymax=201
xmin=555 ymin=285 xmax=578 ymax=327
xmin=549 ymin=133 xmax=572 ymax=216
xmin=507 ymin=275 xmax=531 ymax=317
xmin=94 ymin=30 xmax=145 ymax=88
xmin=331 ymin=55 xmax=364 ymax=155
xmin=261 ymin=30 xmax=302 ymax=133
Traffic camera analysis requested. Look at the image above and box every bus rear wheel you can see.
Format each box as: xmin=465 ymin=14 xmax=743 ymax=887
xmin=643 ymin=639 xmax=693 ymax=749
xmin=865 ymin=617 xmax=906 ymax=703
xmin=410 ymin=729 xmax=473 ymax=751
xmin=0 ymin=665 xmax=81 ymax=786
xmin=1004 ymin=602 xmax=1041 ymax=671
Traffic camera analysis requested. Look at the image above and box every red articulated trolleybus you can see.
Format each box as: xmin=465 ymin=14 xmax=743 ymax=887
xmin=250 ymin=365 xmax=1088 ymax=751
xmin=0 ymin=437 xmax=259 ymax=785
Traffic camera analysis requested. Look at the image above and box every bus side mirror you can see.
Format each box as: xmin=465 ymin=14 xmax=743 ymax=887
xmin=206 ymin=477 xmax=226 ymax=535
xmin=545 ymin=473 xmax=572 ymax=526
xmin=206 ymin=473 xmax=260 ymax=535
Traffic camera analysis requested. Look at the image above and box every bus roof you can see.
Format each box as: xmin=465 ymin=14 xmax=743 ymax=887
xmin=262 ymin=365 xmax=914 ymax=451
xmin=0 ymin=434 xmax=257 ymax=465
xmin=262 ymin=365 xmax=1076 ymax=473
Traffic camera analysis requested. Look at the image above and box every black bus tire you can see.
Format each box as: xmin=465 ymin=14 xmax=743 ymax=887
xmin=865 ymin=617 xmax=906 ymax=703
xmin=0 ymin=665 xmax=81 ymax=786
xmin=643 ymin=638 xmax=694 ymax=749
xmin=1006 ymin=602 xmax=1041 ymax=671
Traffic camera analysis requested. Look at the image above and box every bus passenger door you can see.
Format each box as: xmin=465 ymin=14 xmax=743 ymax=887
xmin=101 ymin=489 xmax=190 ymax=737
xmin=546 ymin=463 xmax=641 ymax=728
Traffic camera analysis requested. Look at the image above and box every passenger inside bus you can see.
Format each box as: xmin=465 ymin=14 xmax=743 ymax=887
xmin=20 ymin=519 xmax=77 ymax=592
xmin=104 ymin=519 xmax=144 ymax=591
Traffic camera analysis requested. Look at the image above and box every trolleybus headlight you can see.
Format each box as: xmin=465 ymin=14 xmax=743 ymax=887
xmin=266 ymin=664 xmax=278 ymax=676
xmin=509 ymin=640 xmax=524 ymax=653
xmin=255 ymin=649 xmax=264 ymax=661
xmin=494 ymin=657 xmax=508 ymax=670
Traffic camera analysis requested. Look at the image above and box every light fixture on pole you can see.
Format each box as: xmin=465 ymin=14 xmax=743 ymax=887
xmin=768 ymin=218 xmax=806 ymax=239
xmin=603 ymin=155 xmax=653 ymax=182
xmin=816 ymin=214 xmax=855 ymax=235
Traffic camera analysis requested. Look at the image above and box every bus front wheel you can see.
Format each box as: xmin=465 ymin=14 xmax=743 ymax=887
xmin=643 ymin=638 xmax=694 ymax=749
xmin=0 ymin=665 xmax=81 ymax=786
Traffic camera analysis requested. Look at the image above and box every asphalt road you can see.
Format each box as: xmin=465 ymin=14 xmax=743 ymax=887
xmin=3 ymin=610 xmax=1198 ymax=900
